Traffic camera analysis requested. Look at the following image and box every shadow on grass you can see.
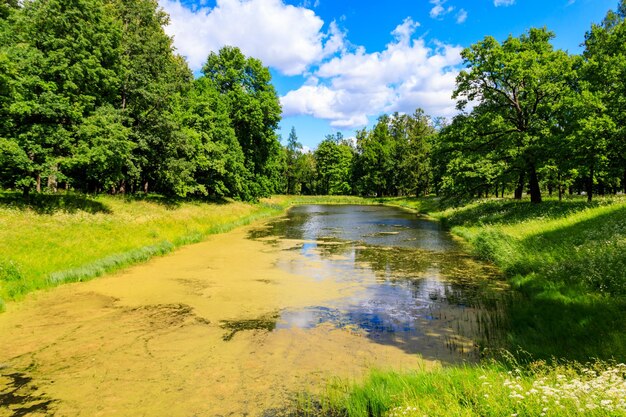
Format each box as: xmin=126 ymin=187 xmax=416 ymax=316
xmin=0 ymin=191 xmax=234 ymax=214
xmin=504 ymin=291 xmax=626 ymax=362
xmin=452 ymin=202 xmax=626 ymax=361
xmin=0 ymin=192 xmax=111 ymax=214
xmin=123 ymin=193 xmax=231 ymax=210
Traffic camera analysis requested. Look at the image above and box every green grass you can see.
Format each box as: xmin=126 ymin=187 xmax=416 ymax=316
xmin=292 ymin=361 xmax=626 ymax=417
xmin=0 ymin=191 xmax=371 ymax=310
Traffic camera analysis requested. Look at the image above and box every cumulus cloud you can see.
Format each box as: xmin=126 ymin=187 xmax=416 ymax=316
xmin=281 ymin=18 xmax=463 ymax=128
xmin=159 ymin=0 xmax=342 ymax=75
xmin=429 ymin=0 xmax=454 ymax=19
xmin=456 ymin=9 xmax=468 ymax=24
xmin=494 ymin=0 xmax=515 ymax=6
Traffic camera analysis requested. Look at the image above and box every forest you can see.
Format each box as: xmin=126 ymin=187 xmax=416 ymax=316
xmin=0 ymin=0 xmax=625 ymax=203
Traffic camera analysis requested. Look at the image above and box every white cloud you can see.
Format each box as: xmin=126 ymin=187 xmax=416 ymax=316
xmin=494 ymin=0 xmax=515 ymax=6
xmin=281 ymin=18 xmax=463 ymax=128
xmin=159 ymin=0 xmax=341 ymax=75
xmin=456 ymin=9 xmax=468 ymax=24
xmin=429 ymin=0 xmax=454 ymax=19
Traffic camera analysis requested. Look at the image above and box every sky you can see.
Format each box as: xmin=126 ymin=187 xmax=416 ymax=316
xmin=158 ymin=0 xmax=617 ymax=150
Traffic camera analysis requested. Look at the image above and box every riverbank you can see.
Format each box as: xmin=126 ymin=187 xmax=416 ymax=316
xmin=295 ymin=361 xmax=626 ymax=417
xmin=303 ymin=195 xmax=626 ymax=417
xmin=0 ymin=192 xmax=369 ymax=311
xmin=380 ymin=196 xmax=626 ymax=361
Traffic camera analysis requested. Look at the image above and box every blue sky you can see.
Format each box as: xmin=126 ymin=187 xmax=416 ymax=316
xmin=160 ymin=0 xmax=617 ymax=150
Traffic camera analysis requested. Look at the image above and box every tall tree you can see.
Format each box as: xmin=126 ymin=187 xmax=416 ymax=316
xmin=105 ymin=0 xmax=193 ymax=194
xmin=3 ymin=0 xmax=121 ymax=195
xmin=395 ymin=110 xmax=435 ymax=197
xmin=202 ymin=46 xmax=283 ymax=197
xmin=174 ymin=76 xmax=249 ymax=199
xmin=354 ymin=115 xmax=395 ymax=197
xmin=315 ymin=134 xmax=354 ymax=195
xmin=584 ymin=1 xmax=626 ymax=193
xmin=285 ymin=127 xmax=303 ymax=194
xmin=454 ymin=28 xmax=574 ymax=203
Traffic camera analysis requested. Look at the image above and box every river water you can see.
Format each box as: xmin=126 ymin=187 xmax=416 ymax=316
xmin=0 ymin=205 xmax=506 ymax=417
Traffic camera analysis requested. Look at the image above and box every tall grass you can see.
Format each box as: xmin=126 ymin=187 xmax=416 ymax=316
xmin=295 ymin=361 xmax=626 ymax=417
xmin=0 ymin=192 xmax=372 ymax=310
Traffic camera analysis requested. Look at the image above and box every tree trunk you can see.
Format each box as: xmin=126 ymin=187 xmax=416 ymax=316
xmin=501 ymin=181 xmax=505 ymax=198
xmin=143 ymin=180 xmax=149 ymax=194
xmin=495 ymin=183 xmax=499 ymax=198
xmin=36 ymin=173 xmax=41 ymax=193
xmin=558 ymin=172 xmax=563 ymax=201
xmin=22 ymin=187 xmax=30 ymax=199
xmin=528 ymin=165 xmax=542 ymax=204
xmin=586 ymin=165 xmax=594 ymax=203
xmin=598 ymin=180 xmax=605 ymax=196
xmin=514 ymin=171 xmax=525 ymax=200
xmin=47 ymin=164 xmax=58 ymax=193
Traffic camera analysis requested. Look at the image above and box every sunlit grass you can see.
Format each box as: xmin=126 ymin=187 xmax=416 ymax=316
xmin=0 ymin=192 xmax=374 ymax=310
xmin=298 ymin=361 xmax=626 ymax=417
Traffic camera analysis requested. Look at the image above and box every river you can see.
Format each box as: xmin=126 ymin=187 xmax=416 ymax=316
xmin=0 ymin=204 xmax=506 ymax=417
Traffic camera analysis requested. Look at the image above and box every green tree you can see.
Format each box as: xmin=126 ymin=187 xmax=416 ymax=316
xmin=314 ymin=135 xmax=354 ymax=195
xmin=454 ymin=28 xmax=575 ymax=203
xmin=354 ymin=115 xmax=395 ymax=196
xmin=2 ymin=0 xmax=121 ymax=195
xmin=67 ymin=105 xmax=135 ymax=193
xmin=285 ymin=127 xmax=303 ymax=194
xmin=297 ymin=152 xmax=317 ymax=195
xmin=106 ymin=0 xmax=193 ymax=194
xmin=584 ymin=1 xmax=626 ymax=193
xmin=438 ymin=113 xmax=510 ymax=199
xmin=202 ymin=46 xmax=283 ymax=197
xmin=175 ymin=76 xmax=249 ymax=199
xmin=395 ymin=110 xmax=435 ymax=197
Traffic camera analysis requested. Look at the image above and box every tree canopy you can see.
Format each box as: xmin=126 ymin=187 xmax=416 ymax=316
xmin=0 ymin=0 xmax=624 ymax=203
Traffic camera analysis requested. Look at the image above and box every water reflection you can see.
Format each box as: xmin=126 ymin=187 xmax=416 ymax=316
xmin=248 ymin=204 xmax=507 ymax=362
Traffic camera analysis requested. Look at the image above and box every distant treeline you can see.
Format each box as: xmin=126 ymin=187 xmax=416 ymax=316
xmin=1 ymin=0 xmax=624 ymax=203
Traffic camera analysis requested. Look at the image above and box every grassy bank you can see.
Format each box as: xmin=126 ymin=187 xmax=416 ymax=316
xmin=0 ymin=192 xmax=369 ymax=310
xmin=293 ymin=361 xmax=626 ymax=417
xmin=378 ymin=195 xmax=626 ymax=361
